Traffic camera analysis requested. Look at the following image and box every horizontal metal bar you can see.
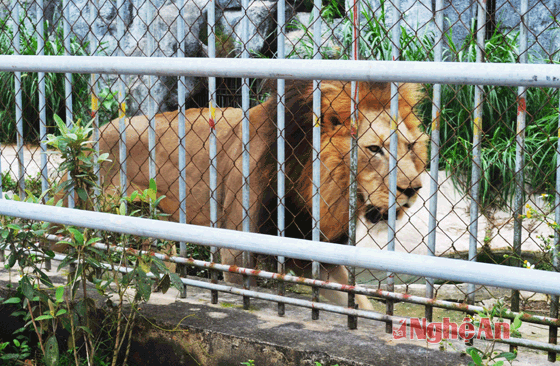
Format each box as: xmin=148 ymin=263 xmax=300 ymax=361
xmin=87 ymin=241 xmax=560 ymax=328
xmin=20 ymin=247 xmax=560 ymax=353
xmin=3 ymin=200 xmax=560 ymax=296
xmin=31 ymin=232 xmax=560 ymax=328
xmin=0 ymin=56 xmax=559 ymax=87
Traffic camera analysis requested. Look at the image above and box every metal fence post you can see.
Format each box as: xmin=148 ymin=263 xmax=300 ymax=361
xmin=347 ymin=0 xmax=360 ymax=330
xmin=425 ymin=0 xmax=444 ymax=323
xmin=311 ymin=0 xmax=323 ymax=321
xmin=37 ymin=0 xmax=48 ymax=200
xmin=386 ymin=0 xmax=401 ymax=334
xmin=13 ymin=0 xmax=25 ymax=199
xmin=241 ymin=0 xmax=251 ymax=310
xmin=276 ymin=0 xmax=286 ymax=317
xmin=467 ymin=0 xmax=487 ymax=310
xmin=512 ymin=0 xmax=528 ymax=354
xmin=208 ymin=0 xmax=219 ymax=305
xmin=177 ymin=0 xmax=188 ymax=299
xmin=550 ymin=89 xmax=560 ymax=361
xmin=63 ymin=0 xmax=74 ymax=209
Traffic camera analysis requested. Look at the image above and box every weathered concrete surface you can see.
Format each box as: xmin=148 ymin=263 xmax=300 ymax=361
xmin=132 ymin=286 xmax=473 ymax=366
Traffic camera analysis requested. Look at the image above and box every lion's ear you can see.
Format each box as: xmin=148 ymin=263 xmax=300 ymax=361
xmin=398 ymin=83 xmax=422 ymax=131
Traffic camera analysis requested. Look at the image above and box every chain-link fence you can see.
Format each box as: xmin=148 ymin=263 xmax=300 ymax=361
xmin=1 ymin=0 xmax=560 ymax=360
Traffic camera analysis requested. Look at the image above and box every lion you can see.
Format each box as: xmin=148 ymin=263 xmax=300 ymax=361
xmin=97 ymin=80 xmax=428 ymax=310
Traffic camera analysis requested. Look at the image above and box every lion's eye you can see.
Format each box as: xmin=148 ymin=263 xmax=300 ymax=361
xmin=408 ymin=142 xmax=415 ymax=151
xmin=367 ymin=145 xmax=383 ymax=154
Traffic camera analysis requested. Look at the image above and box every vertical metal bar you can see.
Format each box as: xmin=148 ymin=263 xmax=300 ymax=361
xmin=425 ymin=0 xmax=444 ymax=323
xmin=311 ymin=0 xmax=322 ymax=321
xmin=467 ymin=0 xmax=487 ymax=307
xmin=241 ymin=0 xmax=251 ymax=310
xmin=147 ymin=1 xmax=156 ymax=189
xmin=347 ymin=0 xmax=360 ymax=330
xmin=208 ymin=0 xmax=219 ymax=305
xmin=117 ymin=0 xmax=127 ymax=204
xmin=177 ymin=0 xmax=188 ymax=299
xmin=90 ymin=0 xmax=100 ymax=200
xmin=386 ymin=0 xmax=401 ymax=334
xmin=276 ymin=0 xmax=286 ymax=317
xmin=38 ymin=0 xmax=51 ymax=270
xmin=550 ymin=81 xmax=560 ymax=363
xmin=13 ymin=0 xmax=25 ymax=199
xmin=37 ymin=0 xmax=48 ymax=200
xmin=512 ymin=0 xmax=528 ymax=354
xmin=63 ymin=0 xmax=74 ymax=208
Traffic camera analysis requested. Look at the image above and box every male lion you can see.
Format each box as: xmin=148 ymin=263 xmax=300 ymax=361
xmin=98 ymin=80 xmax=428 ymax=310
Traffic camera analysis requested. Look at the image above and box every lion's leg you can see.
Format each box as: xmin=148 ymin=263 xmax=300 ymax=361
xmin=320 ymin=264 xmax=374 ymax=310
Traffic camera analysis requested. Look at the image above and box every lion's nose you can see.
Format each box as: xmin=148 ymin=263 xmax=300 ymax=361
xmin=397 ymin=186 xmax=422 ymax=198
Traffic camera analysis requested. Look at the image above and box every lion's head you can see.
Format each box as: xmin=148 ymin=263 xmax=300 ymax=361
xmin=274 ymin=80 xmax=428 ymax=242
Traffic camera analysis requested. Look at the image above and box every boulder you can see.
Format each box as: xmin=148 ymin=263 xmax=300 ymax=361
xmin=218 ymin=1 xmax=280 ymax=57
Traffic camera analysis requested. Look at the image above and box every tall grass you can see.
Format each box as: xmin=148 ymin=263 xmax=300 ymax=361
xmin=0 ymin=13 xmax=115 ymax=143
xmin=416 ymin=23 xmax=559 ymax=209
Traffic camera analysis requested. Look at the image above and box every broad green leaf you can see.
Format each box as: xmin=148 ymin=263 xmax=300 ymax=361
xmin=119 ymin=201 xmax=127 ymax=216
xmin=466 ymin=347 xmax=482 ymax=365
xmin=35 ymin=314 xmax=54 ymax=321
xmin=513 ymin=313 xmax=523 ymax=330
xmin=76 ymin=187 xmax=88 ymax=202
xmin=158 ymin=274 xmax=171 ymax=294
xmin=495 ymin=352 xmax=517 ymax=361
xmin=67 ymin=227 xmax=84 ymax=245
xmin=149 ymin=178 xmax=157 ymax=192
xmin=44 ymin=336 xmax=59 ymax=366
xmin=21 ymin=277 xmax=34 ymax=301
xmin=53 ymin=114 xmax=67 ymax=133
xmin=3 ymin=297 xmax=21 ymax=304
xmin=55 ymin=309 xmax=67 ymax=317
xmin=55 ymin=286 xmax=64 ymax=303
xmin=170 ymin=273 xmax=184 ymax=292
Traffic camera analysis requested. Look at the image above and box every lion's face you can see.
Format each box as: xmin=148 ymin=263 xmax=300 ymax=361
xmin=356 ymin=110 xmax=427 ymax=223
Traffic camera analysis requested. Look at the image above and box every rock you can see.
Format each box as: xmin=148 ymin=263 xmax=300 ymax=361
xmin=495 ymin=0 xmax=559 ymax=61
xmin=123 ymin=1 xmax=206 ymax=115
xmin=219 ymin=1 xmax=280 ymax=57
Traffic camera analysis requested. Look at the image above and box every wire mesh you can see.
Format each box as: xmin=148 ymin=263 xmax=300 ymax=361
xmin=1 ymin=0 xmax=560 ymax=358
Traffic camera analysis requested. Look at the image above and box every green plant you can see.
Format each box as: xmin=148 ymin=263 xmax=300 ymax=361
xmin=1 ymin=114 xmax=183 ymax=366
xmin=1 ymin=171 xmax=44 ymax=198
xmin=97 ymin=87 xmax=120 ymax=126
xmin=416 ymin=21 xmax=560 ymax=209
xmin=0 ymin=12 xmax=118 ymax=143
xmin=465 ymin=300 xmax=521 ymax=366
xmin=0 ymin=336 xmax=32 ymax=363
xmin=321 ymin=0 xmax=343 ymax=23
xmin=0 ymin=12 xmax=93 ymax=143
xmin=502 ymin=201 xmax=559 ymax=271
xmin=45 ymin=114 xmax=109 ymax=209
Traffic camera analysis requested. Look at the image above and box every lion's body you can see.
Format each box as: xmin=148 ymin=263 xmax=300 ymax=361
xmin=98 ymin=80 xmax=427 ymax=309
